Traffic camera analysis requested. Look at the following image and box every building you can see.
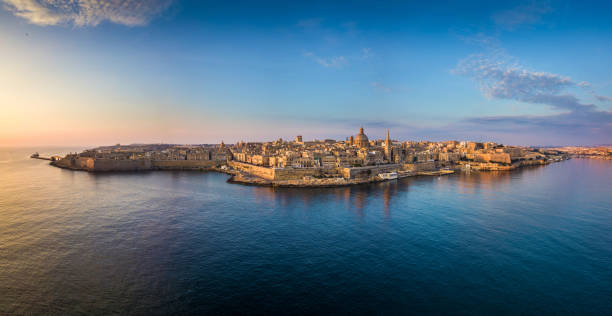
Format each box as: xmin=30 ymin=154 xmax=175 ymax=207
xmin=384 ymin=129 xmax=393 ymax=162
xmin=354 ymin=127 xmax=369 ymax=148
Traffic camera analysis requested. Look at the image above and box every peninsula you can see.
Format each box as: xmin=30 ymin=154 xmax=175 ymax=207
xmin=43 ymin=128 xmax=570 ymax=187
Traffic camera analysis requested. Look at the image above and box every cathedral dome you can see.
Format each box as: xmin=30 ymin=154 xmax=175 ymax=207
xmin=354 ymin=127 xmax=369 ymax=148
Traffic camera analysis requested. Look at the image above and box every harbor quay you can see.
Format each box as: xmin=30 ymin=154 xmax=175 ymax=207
xmin=42 ymin=128 xmax=571 ymax=187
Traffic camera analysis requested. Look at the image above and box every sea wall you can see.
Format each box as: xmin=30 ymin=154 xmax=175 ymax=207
xmin=53 ymin=157 xmax=216 ymax=172
xmin=402 ymin=161 xmax=436 ymax=172
xmin=228 ymin=161 xmax=323 ymax=180
xmin=91 ymin=159 xmax=152 ymax=171
xmin=228 ymin=161 xmax=276 ymax=180
xmin=465 ymin=153 xmax=511 ymax=164
xmin=152 ymin=160 xmax=216 ymax=170
xmin=231 ymin=162 xmax=403 ymax=181
xmin=52 ymin=157 xmax=94 ymax=170
xmin=274 ymin=167 xmax=323 ymax=180
xmin=342 ymin=164 xmax=400 ymax=179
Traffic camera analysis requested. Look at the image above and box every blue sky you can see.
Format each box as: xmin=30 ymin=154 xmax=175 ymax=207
xmin=1 ymin=0 xmax=611 ymax=146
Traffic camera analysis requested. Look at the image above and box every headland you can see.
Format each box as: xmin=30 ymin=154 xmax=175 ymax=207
xmin=39 ymin=128 xmax=577 ymax=187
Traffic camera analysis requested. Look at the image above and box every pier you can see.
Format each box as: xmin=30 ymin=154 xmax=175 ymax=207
xmin=30 ymin=153 xmax=58 ymax=161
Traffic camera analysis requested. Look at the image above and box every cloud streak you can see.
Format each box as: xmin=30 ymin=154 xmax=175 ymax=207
xmin=2 ymin=0 xmax=174 ymax=26
xmin=594 ymin=94 xmax=612 ymax=102
xmin=303 ymin=52 xmax=347 ymax=68
xmin=303 ymin=47 xmax=371 ymax=68
xmin=491 ymin=1 xmax=552 ymax=30
xmin=453 ymin=48 xmax=612 ymax=145
xmin=371 ymin=82 xmax=391 ymax=93
xmin=454 ymin=53 xmax=594 ymax=111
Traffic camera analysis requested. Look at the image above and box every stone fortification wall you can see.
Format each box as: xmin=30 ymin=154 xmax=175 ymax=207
xmin=54 ymin=157 xmax=215 ymax=171
xmin=466 ymin=153 xmax=511 ymax=164
xmin=402 ymin=161 xmax=436 ymax=172
xmin=152 ymin=160 xmax=216 ymax=170
xmin=52 ymin=158 xmax=73 ymax=169
xmin=273 ymin=167 xmax=322 ymax=180
xmin=229 ymin=161 xmax=276 ymax=180
xmin=228 ymin=161 xmax=323 ymax=180
xmin=52 ymin=157 xmax=93 ymax=170
xmin=92 ymin=159 xmax=152 ymax=171
xmin=342 ymin=164 xmax=400 ymax=179
xmin=77 ymin=157 xmax=90 ymax=169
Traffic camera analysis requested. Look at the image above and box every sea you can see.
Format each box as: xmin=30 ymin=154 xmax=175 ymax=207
xmin=1 ymin=147 xmax=611 ymax=315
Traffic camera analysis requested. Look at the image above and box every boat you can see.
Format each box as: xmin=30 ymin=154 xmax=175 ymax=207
xmin=378 ymin=172 xmax=398 ymax=180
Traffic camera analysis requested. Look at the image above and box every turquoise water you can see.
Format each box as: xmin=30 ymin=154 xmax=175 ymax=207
xmin=1 ymin=148 xmax=611 ymax=314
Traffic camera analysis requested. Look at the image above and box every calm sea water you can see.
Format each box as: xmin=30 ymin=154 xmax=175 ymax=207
xmin=1 ymin=147 xmax=611 ymax=315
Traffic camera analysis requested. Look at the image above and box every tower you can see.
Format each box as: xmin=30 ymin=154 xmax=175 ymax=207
xmin=384 ymin=129 xmax=393 ymax=162
xmin=385 ymin=129 xmax=391 ymax=147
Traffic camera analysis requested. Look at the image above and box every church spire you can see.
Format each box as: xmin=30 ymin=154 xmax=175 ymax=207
xmin=384 ymin=128 xmax=392 ymax=161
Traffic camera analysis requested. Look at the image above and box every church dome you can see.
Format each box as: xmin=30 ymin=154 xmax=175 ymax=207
xmin=354 ymin=127 xmax=369 ymax=148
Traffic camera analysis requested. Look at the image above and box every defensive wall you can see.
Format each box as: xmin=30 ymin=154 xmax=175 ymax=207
xmin=228 ymin=161 xmax=325 ymax=180
xmin=91 ymin=158 xmax=151 ymax=171
xmin=274 ymin=167 xmax=325 ymax=180
xmin=402 ymin=161 xmax=436 ymax=172
xmin=151 ymin=160 xmax=217 ymax=170
xmin=341 ymin=164 xmax=401 ymax=179
xmin=228 ymin=161 xmax=276 ymax=180
xmin=53 ymin=157 xmax=217 ymax=172
xmin=231 ymin=161 xmax=409 ymax=180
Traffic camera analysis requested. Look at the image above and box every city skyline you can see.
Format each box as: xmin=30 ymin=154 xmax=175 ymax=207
xmin=1 ymin=0 xmax=611 ymax=147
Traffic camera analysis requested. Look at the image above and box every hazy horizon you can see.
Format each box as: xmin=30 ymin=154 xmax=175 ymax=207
xmin=1 ymin=0 xmax=611 ymax=147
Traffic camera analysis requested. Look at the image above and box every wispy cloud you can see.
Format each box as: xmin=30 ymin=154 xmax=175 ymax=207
xmin=298 ymin=17 xmax=371 ymax=68
xmin=303 ymin=52 xmax=346 ymax=68
xmin=457 ymin=32 xmax=502 ymax=49
xmin=1 ymin=0 xmax=174 ymax=26
xmin=361 ymin=47 xmax=372 ymax=59
xmin=296 ymin=17 xmax=323 ymax=28
xmin=303 ymin=47 xmax=371 ymax=68
xmin=371 ymin=82 xmax=391 ymax=93
xmin=454 ymin=53 xmax=589 ymax=111
xmin=594 ymin=94 xmax=612 ymax=102
xmin=453 ymin=49 xmax=612 ymax=145
xmin=491 ymin=1 xmax=552 ymax=30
